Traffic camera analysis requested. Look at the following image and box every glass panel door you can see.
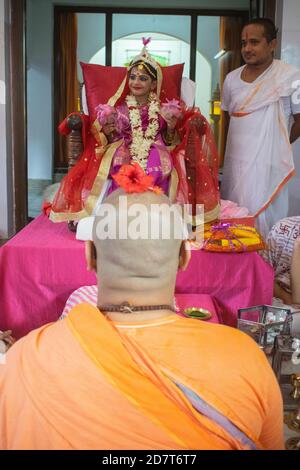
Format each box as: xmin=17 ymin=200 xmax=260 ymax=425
xmin=77 ymin=13 xmax=106 ymax=81
xmin=112 ymin=14 xmax=191 ymax=77
xmin=196 ymin=16 xmax=221 ymax=120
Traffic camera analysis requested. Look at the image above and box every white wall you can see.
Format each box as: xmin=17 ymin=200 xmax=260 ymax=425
xmin=196 ymin=16 xmax=220 ymax=119
xmin=0 ymin=0 xmax=12 ymax=238
xmin=197 ymin=16 xmax=220 ymax=92
xmin=280 ymin=0 xmax=300 ymax=215
xmin=27 ymin=0 xmax=53 ymax=180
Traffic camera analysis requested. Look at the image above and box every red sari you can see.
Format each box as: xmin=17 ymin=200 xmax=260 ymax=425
xmin=49 ymin=106 xmax=220 ymax=224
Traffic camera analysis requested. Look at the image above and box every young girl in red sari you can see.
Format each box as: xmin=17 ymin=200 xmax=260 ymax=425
xmin=49 ymin=40 xmax=220 ymax=225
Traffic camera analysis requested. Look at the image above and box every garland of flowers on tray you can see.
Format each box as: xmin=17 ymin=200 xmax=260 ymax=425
xmin=125 ymin=91 xmax=160 ymax=171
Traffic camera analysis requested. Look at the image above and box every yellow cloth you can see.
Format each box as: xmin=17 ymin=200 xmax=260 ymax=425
xmin=0 ymin=304 xmax=283 ymax=450
xmin=203 ymin=223 xmax=265 ymax=252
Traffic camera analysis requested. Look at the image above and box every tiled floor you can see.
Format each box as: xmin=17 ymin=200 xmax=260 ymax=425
xmin=28 ymin=179 xmax=52 ymax=218
xmin=28 ymin=178 xmax=63 ymax=219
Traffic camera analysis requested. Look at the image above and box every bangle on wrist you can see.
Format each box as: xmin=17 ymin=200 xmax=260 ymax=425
xmin=166 ymin=128 xmax=175 ymax=142
xmin=167 ymin=127 xmax=175 ymax=135
xmin=165 ymin=133 xmax=174 ymax=145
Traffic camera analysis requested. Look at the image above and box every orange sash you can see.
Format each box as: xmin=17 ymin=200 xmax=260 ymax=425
xmin=67 ymin=304 xmax=259 ymax=449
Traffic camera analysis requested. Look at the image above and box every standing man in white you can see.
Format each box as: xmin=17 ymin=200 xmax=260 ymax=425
xmin=221 ymin=18 xmax=300 ymax=238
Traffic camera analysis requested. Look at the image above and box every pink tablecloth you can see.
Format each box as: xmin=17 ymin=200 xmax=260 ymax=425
xmin=0 ymin=215 xmax=274 ymax=338
xmin=176 ymin=249 xmax=274 ymax=327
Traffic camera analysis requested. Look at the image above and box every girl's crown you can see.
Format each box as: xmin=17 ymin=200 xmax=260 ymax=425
xmin=128 ymin=38 xmax=159 ymax=79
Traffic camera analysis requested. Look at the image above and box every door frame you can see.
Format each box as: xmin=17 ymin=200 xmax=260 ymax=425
xmin=5 ymin=0 xmax=27 ymax=233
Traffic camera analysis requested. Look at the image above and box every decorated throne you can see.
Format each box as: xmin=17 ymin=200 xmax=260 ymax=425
xmin=65 ymin=66 xmax=197 ymax=172
xmin=49 ymin=59 xmax=220 ymax=228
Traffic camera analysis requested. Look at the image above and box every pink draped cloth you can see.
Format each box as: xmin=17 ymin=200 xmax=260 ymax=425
xmin=0 ymin=215 xmax=274 ymax=338
xmin=0 ymin=216 xmax=96 ymax=339
xmin=176 ymin=250 xmax=274 ymax=326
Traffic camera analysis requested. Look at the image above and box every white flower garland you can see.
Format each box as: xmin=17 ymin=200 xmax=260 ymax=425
xmin=125 ymin=92 xmax=160 ymax=171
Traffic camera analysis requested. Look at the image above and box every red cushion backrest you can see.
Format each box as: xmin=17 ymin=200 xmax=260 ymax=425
xmin=159 ymin=63 xmax=184 ymax=104
xmin=81 ymin=62 xmax=184 ymax=119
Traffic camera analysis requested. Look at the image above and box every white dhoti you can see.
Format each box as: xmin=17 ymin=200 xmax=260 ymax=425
xmin=221 ymin=60 xmax=300 ymax=239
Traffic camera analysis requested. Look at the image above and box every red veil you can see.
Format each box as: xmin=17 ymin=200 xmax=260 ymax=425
xmin=172 ymin=108 xmax=220 ymax=223
xmin=50 ymin=113 xmax=105 ymax=219
xmin=50 ymin=108 xmax=220 ymax=223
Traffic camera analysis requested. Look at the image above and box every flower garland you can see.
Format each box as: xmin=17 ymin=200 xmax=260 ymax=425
xmin=125 ymin=92 xmax=160 ymax=171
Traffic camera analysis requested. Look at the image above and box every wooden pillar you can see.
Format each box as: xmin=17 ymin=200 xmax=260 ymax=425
xmin=5 ymin=0 xmax=27 ymax=232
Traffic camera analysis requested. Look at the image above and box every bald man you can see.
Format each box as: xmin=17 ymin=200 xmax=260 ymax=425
xmin=0 ymin=190 xmax=283 ymax=450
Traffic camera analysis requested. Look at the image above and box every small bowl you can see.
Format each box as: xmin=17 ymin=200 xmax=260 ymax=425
xmin=183 ymin=307 xmax=212 ymax=321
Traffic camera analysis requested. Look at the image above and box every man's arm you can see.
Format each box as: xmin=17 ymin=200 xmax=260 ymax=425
xmin=85 ymin=240 xmax=97 ymax=272
xmin=273 ymin=281 xmax=293 ymax=304
xmin=222 ymin=110 xmax=230 ymax=131
xmin=220 ymin=111 xmax=230 ymax=165
xmin=290 ymin=113 xmax=300 ymax=144
xmin=291 ymin=235 xmax=300 ymax=304
xmin=0 ymin=330 xmax=15 ymax=350
xmin=220 ymin=75 xmax=231 ymax=166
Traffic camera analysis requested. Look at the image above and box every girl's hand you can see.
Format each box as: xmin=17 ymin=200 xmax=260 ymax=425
xmin=164 ymin=114 xmax=178 ymax=131
xmin=102 ymin=122 xmax=116 ymax=136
